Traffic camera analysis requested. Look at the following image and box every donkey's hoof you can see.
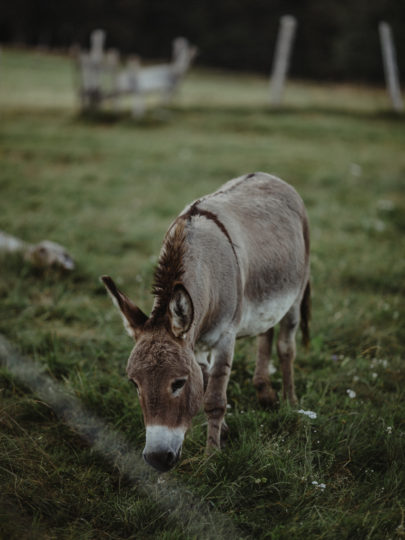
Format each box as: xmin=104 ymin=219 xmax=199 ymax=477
xmin=220 ymin=422 xmax=229 ymax=448
xmin=205 ymin=443 xmax=220 ymax=457
xmin=258 ymin=388 xmax=279 ymax=409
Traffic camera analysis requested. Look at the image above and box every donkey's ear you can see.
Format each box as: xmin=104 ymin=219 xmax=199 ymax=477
xmin=168 ymin=284 xmax=194 ymax=338
xmin=101 ymin=275 xmax=148 ymax=340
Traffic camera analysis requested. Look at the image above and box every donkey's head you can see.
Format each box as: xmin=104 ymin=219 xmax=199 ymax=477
xmin=101 ymin=276 xmax=204 ymax=472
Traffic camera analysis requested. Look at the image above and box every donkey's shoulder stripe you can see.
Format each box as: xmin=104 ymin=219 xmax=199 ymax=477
xmin=182 ymin=203 xmax=239 ymax=264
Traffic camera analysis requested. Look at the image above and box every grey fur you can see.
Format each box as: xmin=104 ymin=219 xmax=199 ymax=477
xmin=102 ymin=172 xmax=311 ymax=471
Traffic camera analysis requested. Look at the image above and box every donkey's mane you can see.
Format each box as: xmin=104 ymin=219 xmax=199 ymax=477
xmin=149 ymin=200 xmax=239 ymax=324
xmin=150 ymin=220 xmax=186 ymax=322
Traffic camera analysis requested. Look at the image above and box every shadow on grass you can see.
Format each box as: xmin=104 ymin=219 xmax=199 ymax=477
xmin=68 ymin=104 xmax=405 ymax=137
xmin=3 ymin=103 xmax=403 ymax=130
xmin=75 ymin=108 xmax=173 ymax=128
xmin=175 ymin=104 xmax=405 ymax=122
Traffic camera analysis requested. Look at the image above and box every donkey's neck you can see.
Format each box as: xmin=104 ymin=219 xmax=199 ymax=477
xmin=181 ymin=237 xmax=241 ymax=349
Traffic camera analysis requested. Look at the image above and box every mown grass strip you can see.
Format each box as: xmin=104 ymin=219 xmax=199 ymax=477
xmin=0 ymin=334 xmax=240 ymax=540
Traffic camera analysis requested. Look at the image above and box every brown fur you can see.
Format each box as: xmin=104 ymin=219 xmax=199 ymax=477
xmin=127 ymin=332 xmax=203 ymax=428
xmin=149 ymin=221 xmax=186 ymax=324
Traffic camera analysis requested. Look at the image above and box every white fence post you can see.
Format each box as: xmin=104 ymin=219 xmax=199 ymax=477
xmin=269 ymin=15 xmax=297 ymax=107
xmin=84 ymin=29 xmax=106 ymax=108
xmin=106 ymin=48 xmax=120 ymax=110
xmin=379 ymin=21 xmax=404 ymax=113
xmin=90 ymin=29 xmax=106 ymax=63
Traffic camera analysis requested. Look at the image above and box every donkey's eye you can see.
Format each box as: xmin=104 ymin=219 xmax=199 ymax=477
xmin=171 ymin=378 xmax=186 ymax=394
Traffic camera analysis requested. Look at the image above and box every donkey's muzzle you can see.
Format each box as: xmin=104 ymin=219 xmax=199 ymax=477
xmin=143 ymin=449 xmax=180 ymax=472
xmin=143 ymin=425 xmax=185 ymax=472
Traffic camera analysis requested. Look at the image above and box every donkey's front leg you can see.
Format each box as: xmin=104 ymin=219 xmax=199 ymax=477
xmin=204 ymin=335 xmax=235 ymax=451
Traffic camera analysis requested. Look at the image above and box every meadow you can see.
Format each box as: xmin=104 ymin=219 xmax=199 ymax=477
xmin=0 ymin=49 xmax=404 ymax=539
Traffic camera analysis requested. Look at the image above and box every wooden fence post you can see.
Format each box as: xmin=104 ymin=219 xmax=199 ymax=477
xmin=106 ymin=48 xmax=120 ymax=110
xmin=379 ymin=21 xmax=404 ymax=113
xmin=90 ymin=29 xmax=105 ymax=62
xmin=269 ymin=15 xmax=297 ymax=107
xmin=85 ymin=29 xmax=106 ymax=109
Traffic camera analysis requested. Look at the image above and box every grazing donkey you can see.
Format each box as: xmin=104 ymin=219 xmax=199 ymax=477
xmin=102 ymin=172 xmax=310 ymax=472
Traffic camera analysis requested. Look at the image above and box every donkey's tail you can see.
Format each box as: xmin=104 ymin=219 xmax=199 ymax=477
xmin=300 ymin=281 xmax=311 ymax=350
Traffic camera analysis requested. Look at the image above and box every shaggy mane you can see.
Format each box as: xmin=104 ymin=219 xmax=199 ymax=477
xmin=149 ymin=220 xmax=186 ymax=322
xmin=148 ymin=201 xmax=238 ymax=324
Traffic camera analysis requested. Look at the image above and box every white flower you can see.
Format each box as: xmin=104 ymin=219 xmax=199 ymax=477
xmin=370 ymin=358 xmax=388 ymax=369
xmin=386 ymin=426 xmax=393 ymax=434
xmin=269 ymin=361 xmax=277 ymax=375
xmin=346 ymin=389 xmax=356 ymax=399
xmin=298 ymin=409 xmax=317 ymax=419
xmin=377 ymin=199 xmax=394 ymax=211
xmin=311 ymin=480 xmax=326 ymax=490
xmin=373 ymin=219 xmax=386 ymax=232
xmin=350 ymin=163 xmax=362 ymax=177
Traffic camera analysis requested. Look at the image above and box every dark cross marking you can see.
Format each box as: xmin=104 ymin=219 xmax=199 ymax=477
xmin=182 ymin=202 xmax=239 ymax=265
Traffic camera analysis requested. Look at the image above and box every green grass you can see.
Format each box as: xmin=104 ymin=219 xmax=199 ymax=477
xmin=0 ymin=48 xmax=404 ymax=539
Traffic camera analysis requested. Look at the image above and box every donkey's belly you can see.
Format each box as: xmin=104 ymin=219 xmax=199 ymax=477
xmin=237 ymin=290 xmax=299 ymax=338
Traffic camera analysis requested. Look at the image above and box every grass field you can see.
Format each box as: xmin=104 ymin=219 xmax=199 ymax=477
xmin=0 ymin=49 xmax=404 ymax=539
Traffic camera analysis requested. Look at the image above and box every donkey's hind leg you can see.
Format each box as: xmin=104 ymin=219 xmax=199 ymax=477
xmin=253 ymin=328 xmax=278 ymax=407
xmin=277 ymin=303 xmax=300 ymax=405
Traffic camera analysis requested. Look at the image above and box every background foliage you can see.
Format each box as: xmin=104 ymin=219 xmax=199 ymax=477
xmin=1 ymin=0 xmax=405 ymax=81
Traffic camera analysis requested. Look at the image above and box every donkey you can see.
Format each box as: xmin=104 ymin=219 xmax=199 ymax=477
xmin=102 ymin=172 xmax=310 ymax=472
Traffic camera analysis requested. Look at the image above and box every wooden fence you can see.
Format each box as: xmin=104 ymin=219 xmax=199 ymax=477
xmin=74 ymin=31 xmax=197 ymax=116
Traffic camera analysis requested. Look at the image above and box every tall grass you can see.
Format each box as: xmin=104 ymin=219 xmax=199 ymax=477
xmin=0 ymin=49 xmax=404 ymax=539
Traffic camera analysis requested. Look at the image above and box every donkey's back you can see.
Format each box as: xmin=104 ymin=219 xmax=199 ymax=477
xmin=181 ymin=172 xmax=310 ymax=343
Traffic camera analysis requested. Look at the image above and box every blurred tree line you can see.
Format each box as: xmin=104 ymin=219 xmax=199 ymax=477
xmin=1 ymin=0 xmax=404 ymax=82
